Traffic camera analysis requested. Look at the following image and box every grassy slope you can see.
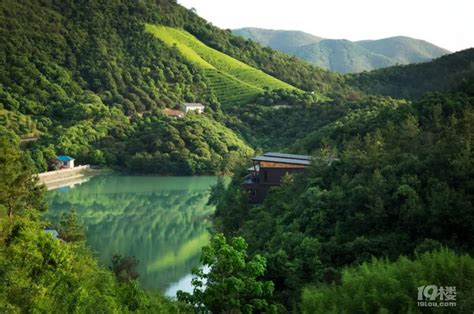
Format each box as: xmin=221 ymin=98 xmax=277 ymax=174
xmin=145 ymin=24 xmax=296 ymax=107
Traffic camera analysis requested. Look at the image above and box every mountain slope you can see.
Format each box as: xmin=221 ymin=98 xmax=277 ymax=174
xmin=347 ymin=48 xmax=474 ymax=99
xmin=357 ymin=36 xmax=451 ymax=64
xmin=233 ymin=27 xmax=322 ymax=54
xmin=0 ymin=0 xmax=261 ymax=174
xmin=295 ymin=39 xmax=394 ymax=73
xmin=145 ymin=25 xmax=296 ymax=106
xmin=0 ymin=0 xmax=347 ymax=175
xmin=233 ymin=28 xmax=450 ymax=73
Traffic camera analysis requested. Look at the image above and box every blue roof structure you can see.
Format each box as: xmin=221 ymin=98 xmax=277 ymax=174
xmin=56 ymin=155 xmax=75 ymax=161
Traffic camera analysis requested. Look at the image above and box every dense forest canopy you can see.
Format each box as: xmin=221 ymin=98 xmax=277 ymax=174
xmin=347 ymin=48 xmax=474 ymax=99
xmin=0 ymin=0 xmax=350 ymax=175
xmin=214 ymin=85 xmax=474 ymax=309
xmin=2 ymin=0 xmax=473 ymax=175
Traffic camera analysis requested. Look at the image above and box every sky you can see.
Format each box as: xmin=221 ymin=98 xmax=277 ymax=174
xmin=178 ymin=0 xmax=474 ymax=52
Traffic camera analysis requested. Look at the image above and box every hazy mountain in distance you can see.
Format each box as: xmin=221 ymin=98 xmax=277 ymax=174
xmin=233 ymin=28 xmax=450 ymax=73
xmin=356 ymin=36 xmax=451 ymax=64
xmin=295 ymin=39 xmax=394 ymax=73
xmin=232 ymin=27 xmax=322 ymax=54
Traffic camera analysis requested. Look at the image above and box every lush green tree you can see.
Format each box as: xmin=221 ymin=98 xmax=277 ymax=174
xmin=58 ymin=210 xmax=85 ymax=242
xmin=110 ymin=254 xmax=140 ymax=283
xmin=0 ymin=0 xmax=349 ymax=175
xmin=215 ymin=91 xmax=474 ymax=309
xmin=207 ymin=176 xmax=227 ymax=206
xmin=177 ymin=233 xmax=278 ymax=313
xmin=301 ymin=249 xmax=474 ymax=313
xmin=347 ymin=48 xmax=474 ymax=99
xmin=124 ymin=114 xmax=253 ymax=175
xmin=0 ymin=127 xmax=189 ymax=313
xmin=0 ymin=127 xmax=45 ymax=222
xmin=0 ymin=214 xmax=189 ymax=312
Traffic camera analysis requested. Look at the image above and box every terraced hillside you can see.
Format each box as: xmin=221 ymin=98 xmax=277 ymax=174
xmin=145 ymin=24 xmax=296 ymax=106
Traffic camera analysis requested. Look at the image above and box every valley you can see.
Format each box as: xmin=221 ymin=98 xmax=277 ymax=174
xmin=0 ymin=0 xmax=473 ymax=313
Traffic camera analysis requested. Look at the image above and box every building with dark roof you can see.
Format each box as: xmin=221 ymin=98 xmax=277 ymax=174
xmin=243 ymin=152 xmax=311 ymax=203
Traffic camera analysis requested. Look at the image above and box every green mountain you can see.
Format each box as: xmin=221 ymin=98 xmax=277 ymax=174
xmin=233 ymin=28 xmax=450 ymax=73
xmin=295 ymin=39 xmax=394 ymax=73
xmin=232 ymin=27 xmax=322 ymax=54
xmin=0 ymin=0 xmax=346 ymax=175
xmin=357 ymin=36 xmax=451 ymax=64
xmin=0 ymin=0 xmax=468 ymax=176
xmin=347 ymin=48 xmax=474 ymax=99
xmin=215 ymin=59 xmax=474 ymax=309
xmin=2 ymin=0 xmax=474 ymax=312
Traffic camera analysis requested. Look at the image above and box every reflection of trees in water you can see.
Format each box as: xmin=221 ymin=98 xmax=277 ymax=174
xmin=46 ymin=175 xmax=217 ymax=290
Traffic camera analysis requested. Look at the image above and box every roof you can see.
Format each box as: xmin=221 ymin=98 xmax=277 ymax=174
xmin=182 ymin=102 xmax=205 ymax=108
xmin=252 ymin=156 xmax=311 ymax=166
xmin=251 ymin=154 xmax=311 ymax=166
xmin=163 ymin=108 xmax=184 ymax=117
xmin=57 ymin=155 xmax=75 ymax=161
xmin=263 ymin=152 xmax=312 ymax=161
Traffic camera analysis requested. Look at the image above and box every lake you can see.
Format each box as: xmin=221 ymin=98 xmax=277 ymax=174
xmin=46 ymin=175 xmax=220 ymax=297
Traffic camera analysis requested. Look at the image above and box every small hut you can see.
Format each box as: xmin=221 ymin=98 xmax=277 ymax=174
xmin=56 ymin=155 xmax=75 ymax=169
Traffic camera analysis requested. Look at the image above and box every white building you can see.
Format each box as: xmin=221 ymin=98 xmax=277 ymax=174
xmin=180 ymin=103 xmax=205 ymax=114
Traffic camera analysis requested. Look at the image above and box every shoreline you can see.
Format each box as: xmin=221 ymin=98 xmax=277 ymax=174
xmin=38 ymin=166 xmax=108 ymax=190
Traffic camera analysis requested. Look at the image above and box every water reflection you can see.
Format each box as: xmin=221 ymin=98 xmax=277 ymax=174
xmin=46 ymin=175 xmax=219 ymax=293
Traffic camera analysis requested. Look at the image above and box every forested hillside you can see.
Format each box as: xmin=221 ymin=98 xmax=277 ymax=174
xmin=347 ymin=48 xmax=474 ymax=99
xmin=1 ymin=0 xmax=474 ymax=312
xmin=0 ymin=0 xmax=347 ymax=175
xmin=214 ymin=84 xmax=474 ymax=309
xmin=301 ymin=250 xmax=474 ymax=312
xmin=0 ymin=128 xmax=191 ymax=312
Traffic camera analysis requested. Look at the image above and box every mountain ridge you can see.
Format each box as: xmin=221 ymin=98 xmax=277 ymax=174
xmin=233 ymin=27 xmax=450 ymax=73
xmin=231 ymin=27 xmax=322 ymax=53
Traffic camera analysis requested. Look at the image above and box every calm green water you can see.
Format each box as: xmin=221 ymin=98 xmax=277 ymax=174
xmin=46 ymin=175 xmax=220 ymax=296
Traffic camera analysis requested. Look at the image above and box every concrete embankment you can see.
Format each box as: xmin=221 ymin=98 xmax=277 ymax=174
xmin=37 ymin=165 xmax=91 ymax=190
